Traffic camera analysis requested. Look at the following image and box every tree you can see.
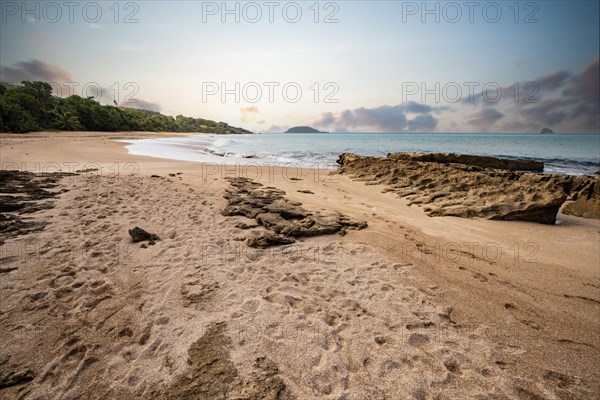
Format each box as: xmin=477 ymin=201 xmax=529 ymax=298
xmin=0 ymin=80 xmax=252 ymax=134
xmin=53 ymin=101 xmax=82 ymax=130
xmin=0 ymin=96 xmax=38 ymax=132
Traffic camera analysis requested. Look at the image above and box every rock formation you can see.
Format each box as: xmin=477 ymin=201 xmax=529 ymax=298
xmin=385 ymin=152 xmax=544 ymax=172
xmin=222 ymin=177 xmax=367 ymax=247
xmin=540 ymin=128 xmax=555 ymax=134
xmin=336 ymin=152 xmax=600 ymax=224
xmin=559 ymin=176 xmax=600 ymax=219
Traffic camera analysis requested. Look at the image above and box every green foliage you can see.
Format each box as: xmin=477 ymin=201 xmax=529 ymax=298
xmin=53 ymin=100 xmax=83 ymax=131
xmin=0 ymin=81 xmax=252 ymax=134
xmin=0 ymin=96 xmax=39 ymax=132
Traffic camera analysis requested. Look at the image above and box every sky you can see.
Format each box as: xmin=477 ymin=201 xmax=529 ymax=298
xmin=1 ymin=0 xmax=599 ymax=133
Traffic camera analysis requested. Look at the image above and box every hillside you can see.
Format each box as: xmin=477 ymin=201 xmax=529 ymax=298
xmin=0 ymin=81 xmax=253 ymax=134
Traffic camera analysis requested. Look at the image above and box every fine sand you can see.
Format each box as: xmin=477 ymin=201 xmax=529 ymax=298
xmin=0 ymin=132 xmax=598 ymax=399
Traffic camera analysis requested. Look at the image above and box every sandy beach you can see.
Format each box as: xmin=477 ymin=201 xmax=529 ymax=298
xmin=1 ymin=132 xmax=599 ymax=399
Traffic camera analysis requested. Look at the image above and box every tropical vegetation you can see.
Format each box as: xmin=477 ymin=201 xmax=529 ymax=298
xmin=0 ymin=81 xmax=251 ymax=134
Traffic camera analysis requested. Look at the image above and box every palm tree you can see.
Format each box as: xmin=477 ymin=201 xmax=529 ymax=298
xmin=54 ymin=105 xmax=82 ymax=131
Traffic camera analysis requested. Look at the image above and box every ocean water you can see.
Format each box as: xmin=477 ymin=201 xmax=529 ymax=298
xmin=123 ymin=133 xmax=600 ymax=176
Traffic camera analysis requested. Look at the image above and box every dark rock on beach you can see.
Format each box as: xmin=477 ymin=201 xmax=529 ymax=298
xmin=222 ymin=177 xmax=367 ymax=247
xmin=385 ymin=152 xmax=544 ymax=172
xmin=128 ymin=227 xmax=160 ymax=243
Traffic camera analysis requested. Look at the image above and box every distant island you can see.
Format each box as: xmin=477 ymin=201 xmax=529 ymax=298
xmin=540 ymin=128 xmax=555 ymax=134
xmin=284 ymin=126 xmax=327 ymax=133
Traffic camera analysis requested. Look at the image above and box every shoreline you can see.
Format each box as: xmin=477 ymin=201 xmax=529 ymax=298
xmin=5 ymin=130 xmax=598 ymax=176
xmin=125 ymin=132 xmax=600 ymax=176
xmin=1 ymin=132 xmax=599 ymax=398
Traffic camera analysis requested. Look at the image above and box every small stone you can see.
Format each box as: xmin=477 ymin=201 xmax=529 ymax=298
xmin=375 ymin=336 xmax=386 ymax=345
xmin=129 ymin=227 xmax=160 ymax=243
xmin=408 ymin=333 xmax=430 ymax=345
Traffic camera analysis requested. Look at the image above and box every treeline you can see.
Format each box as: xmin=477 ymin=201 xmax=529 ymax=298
xmin=0 ymin=81 xmax=253 ymax=134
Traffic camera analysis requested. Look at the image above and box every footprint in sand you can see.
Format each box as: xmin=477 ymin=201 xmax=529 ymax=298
xmin=504 ymin=303 xmax=542 ymax=330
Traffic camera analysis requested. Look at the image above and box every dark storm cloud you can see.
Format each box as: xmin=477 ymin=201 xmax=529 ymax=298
xmin=458 ymin=56 xmax=599 ymax=132
xmin=467 ymin=108 xmax=505 ymax=128
xmin=563 ymin=56 xmax=599 ymax=103
xmin=519 ymin=99 xmax=566 ymax=126
xmin=313 ymin=103 xmax=437 ymax=132
xmin=408 ymin=113 xmax=438 ymax=131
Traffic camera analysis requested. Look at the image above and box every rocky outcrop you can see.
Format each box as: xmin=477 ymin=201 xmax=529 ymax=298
xmin=386 ymin=152 xmax=544 ymax=172
xmin=560 ymin=177 xmax=600 ymax=219
xmin=337 ymin=152 xmax=572 ymax=224
xmin=540 ymin=128 xmax=555 ymax=134
xmin=222 ymin=177 xmax=367 ymax=247
xmin=0 ymin=357 xmax=34 ymax=390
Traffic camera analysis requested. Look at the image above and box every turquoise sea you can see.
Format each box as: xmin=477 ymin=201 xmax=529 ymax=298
xmin=124 ymin=133 xmax=600 ymax=176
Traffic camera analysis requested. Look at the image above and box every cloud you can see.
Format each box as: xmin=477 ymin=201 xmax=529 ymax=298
xmin=518 ymin=99 xmax=566 ymax=126
xmin=317 ymin=112 xmax=336 ymax=126
xmin=0 ymin=59 xmax=72 ymax=84
xmin=404 ymin=101 xmax=433 ymax=114
xmin=468 ymin=108 xmax=505 ymax=129
xmin=262 ymin=125 xmax=288 ymax=133
xmin=563 ymin=55 xmax=599 ymax=103
xmin=461 ymin=70 xmax=570 ymax=106
xmin=241 ymin=106 xmax=259 ymax=113
xmin=240 ymin=106 xmax=259 ymax=123
xmin=506 ymin=56 xmax=599 ymax=132
xmin=535 ymin=70 xmax=570 ymax=91
xmin=455 ymin=56 xmax=599 ymax=132
xmin=122 ymin=99 xmax=162 ymax=113
xmin=313 ymin=103 xmax=438 ymax=132
xmin=408 ymin=113 xmax=438 ymax=131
